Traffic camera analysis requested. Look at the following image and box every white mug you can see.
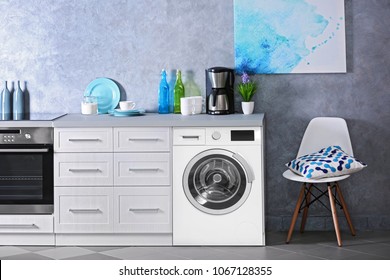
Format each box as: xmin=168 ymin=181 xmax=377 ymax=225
xmin=180 ymin=96 xmax=202 ymax=115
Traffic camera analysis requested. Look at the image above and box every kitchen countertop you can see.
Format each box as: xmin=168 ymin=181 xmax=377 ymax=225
xmin=0 ymin=113 xmax=66 ymax=128
xmin=53 ymin=113 xmax=265 ymax=127
xmin=0 ymin=120 xmax=54 ymax=128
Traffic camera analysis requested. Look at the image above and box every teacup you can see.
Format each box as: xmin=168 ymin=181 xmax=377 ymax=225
xmin=119 ymin=101 xmax=136 ymax=110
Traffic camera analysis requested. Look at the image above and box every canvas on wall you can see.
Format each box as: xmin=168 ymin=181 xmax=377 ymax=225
xmin=234 ymin=0 xmax=346 ymax=74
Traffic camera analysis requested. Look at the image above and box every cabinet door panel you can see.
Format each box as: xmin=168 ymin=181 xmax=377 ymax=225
xmin=114 ymin=128 xmax=170 ymax=152
xmin=114 ymin=153 xmax=170 ymax=186
xmin=54 ymin=153 xmax=113 ymax=186
xmin=55 ymin=187 xmax=113 ymax=233
xmin=55 ymin=128 xmax=113 ymax=152
xmin=114 ymin=187 xmax=171 ymax=233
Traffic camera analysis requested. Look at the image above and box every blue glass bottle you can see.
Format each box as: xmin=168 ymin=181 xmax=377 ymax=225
xmin=1 ymin=81 xmax=11 ymax=120
xmin=158 ymin=69 xmax=170 ymax=114
xmin=13 ymin=80 xmax=24 ymax=120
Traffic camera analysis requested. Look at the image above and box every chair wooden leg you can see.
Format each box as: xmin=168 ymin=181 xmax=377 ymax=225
xmin=286 ymin=183 xmax=306 ymax=244
xmin=300 ymin=184 xmax=312 ymax=233
xmin=335 ymin=182 xmax=356 ymax=236
xmin=328 ymin=184 xmax=342 ymax=247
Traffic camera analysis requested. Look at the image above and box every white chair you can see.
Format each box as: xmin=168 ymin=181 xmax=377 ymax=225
xmin=283 ymin=117 xmax=356 ymax=247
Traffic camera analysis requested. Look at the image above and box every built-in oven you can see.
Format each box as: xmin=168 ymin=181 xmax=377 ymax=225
xmin=0 ymin=127 xmax=54 ymax=214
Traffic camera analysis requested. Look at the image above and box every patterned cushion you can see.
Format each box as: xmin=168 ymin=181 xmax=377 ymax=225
xmin=286 ymin=146 xmax=367 ymax=179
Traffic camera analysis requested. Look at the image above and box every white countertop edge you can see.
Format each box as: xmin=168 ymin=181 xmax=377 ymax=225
xmin=52 ymin=113 xmax=265 ymax=127
xmin=0 ymin=120 xmax=54 ymax=128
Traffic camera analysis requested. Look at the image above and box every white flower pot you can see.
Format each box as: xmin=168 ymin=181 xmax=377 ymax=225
xmin=242 ymin=101 xmax=254 ymax=115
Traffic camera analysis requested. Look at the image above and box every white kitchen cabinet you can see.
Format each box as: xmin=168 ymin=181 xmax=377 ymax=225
xmin=54 ymin=128 xmax=113 ymax=152
xmin=114 ymin=187 xmax=171 ymax=233
xmin=53 ymin=126 xmax=172 ymax=244
xmin=114 ymin=127 xmax=170 ymax=152
xmin=55 ymin=187 xmax=113 ymax=233
xmin=114 ymin=153 xmax=170 ymax=186
xmin=0 ymin=215 xmax=53 ymax=233
xmin=54 ymin=153 xmax=113 ymax=186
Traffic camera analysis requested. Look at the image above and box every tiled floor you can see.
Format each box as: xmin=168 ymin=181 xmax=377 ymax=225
xmin=1 ymin=231 xmax=389 ymax=260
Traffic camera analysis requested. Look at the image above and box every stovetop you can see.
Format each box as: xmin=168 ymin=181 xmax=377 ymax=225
xmin=11 ymin=113 xmax=67 ymax=121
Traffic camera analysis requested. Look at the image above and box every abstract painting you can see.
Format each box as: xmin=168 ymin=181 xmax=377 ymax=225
xmin=234 ymin=0 xmax=346 ymax=74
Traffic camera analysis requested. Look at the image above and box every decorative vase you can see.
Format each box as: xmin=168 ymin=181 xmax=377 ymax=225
xmin=13 ymin=80 xmax=24 ymax=120
xmin=1 ymin=81 xmax=11 ymax=120
xmin=242 ymin=101 xmax=254 ymax=115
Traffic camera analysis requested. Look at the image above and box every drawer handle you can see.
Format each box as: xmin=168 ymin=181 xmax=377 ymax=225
xmin=129 ymin=208 xmax=160 ymax=213
xmin=182 ymin=136 xmax=200 ymax=139
xmin=128 ymin=138 xmax=160 ymax=142
xmin=68 ymin=168 xmax=101 ymax=173
xmin=69 ymin=209 xmax=101 ymax=213
xmin=0 ymin=224 xmax=38 ymax=229
xmin=128 ymin=168 xmax=160 ymax=172
xmin=68 ymin=138 xmax=101 ymax=142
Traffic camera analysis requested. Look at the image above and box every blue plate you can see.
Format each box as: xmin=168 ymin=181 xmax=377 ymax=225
xmin=109 ymin=109 xmax=146 ymax=117
xmin=84 ymin=78 xmax=120 ymax=114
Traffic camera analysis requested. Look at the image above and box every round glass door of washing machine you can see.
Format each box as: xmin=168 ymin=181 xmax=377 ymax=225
xmin=183 ymin=149 xmax=253 ymax=215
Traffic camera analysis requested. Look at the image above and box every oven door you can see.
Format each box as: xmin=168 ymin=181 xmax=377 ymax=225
xmin=0 ymin=144 xmax=53 ymax=214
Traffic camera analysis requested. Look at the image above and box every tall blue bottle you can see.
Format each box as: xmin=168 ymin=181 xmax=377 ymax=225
xmin=13 ymin=80 xmax=24 ymax=120
xmin=158 ymin=69 xmax=170 ymax=114
xmin=1 ymin=81 xmax=11 ymax=120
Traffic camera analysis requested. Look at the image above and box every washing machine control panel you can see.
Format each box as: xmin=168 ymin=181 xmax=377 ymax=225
xmin=206 ymin=127 xmax=261 ymax=145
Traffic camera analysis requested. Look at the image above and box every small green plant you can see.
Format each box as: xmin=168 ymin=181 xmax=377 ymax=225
xmin=238 ymin=72 xmax=257 ymax=102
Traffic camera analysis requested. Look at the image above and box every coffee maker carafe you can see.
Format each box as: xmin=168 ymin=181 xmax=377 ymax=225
xmin=206 ymin=67 xmax=235 ymax=115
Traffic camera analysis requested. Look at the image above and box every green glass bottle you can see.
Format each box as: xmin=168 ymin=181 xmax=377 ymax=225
xmin=173 ymin=69 xmax=185 ymax=114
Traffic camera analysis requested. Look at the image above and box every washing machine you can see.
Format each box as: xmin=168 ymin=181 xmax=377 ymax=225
xmin=173 ymin=127 xmax=265 ymax=246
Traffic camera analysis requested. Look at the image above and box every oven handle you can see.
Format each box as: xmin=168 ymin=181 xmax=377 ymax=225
xmin=0 ymin=148 xmax=49 ymax=153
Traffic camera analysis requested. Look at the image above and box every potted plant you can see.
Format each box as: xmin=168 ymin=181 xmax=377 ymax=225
xmin=238 ymin=72 xmax=257 ymax=114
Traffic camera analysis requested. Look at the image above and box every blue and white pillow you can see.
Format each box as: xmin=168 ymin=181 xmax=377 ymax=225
xmin=286 ymin=146 xmax=367 ymax=179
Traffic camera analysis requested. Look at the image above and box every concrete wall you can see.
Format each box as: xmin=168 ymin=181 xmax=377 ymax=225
xmin=0 ymin=0 xmax=389 ymax=230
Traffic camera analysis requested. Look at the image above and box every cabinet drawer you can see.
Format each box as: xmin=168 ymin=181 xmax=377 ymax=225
xmin=114 ymin=187 xmax=171 ymax=233
xmin=114 ymin=128 xmax=170 ymax=152
xmin=54 ymin=153 xmax=113 ymax=186
xmin=55 ymin=187 xmax=113 ymax=233
xmin=114 ymin=153 xmax=170 ymax=186
xmin=0 ymin=215 xmax=53 ymax=233
xmin=55 ymin=128 xmax=113 ymax=152
xmin=173 ymin=128 xmax=205 ymax=145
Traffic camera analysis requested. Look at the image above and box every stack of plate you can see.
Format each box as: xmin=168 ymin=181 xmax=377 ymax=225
xmin=109 ymin=109 xmax=145 ymax=117
xmin=84 ymin=78 xmax=145 ymax=116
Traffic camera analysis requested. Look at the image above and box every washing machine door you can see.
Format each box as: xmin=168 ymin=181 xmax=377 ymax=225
xmin=183 ymin=149 xmax=254 ymax=215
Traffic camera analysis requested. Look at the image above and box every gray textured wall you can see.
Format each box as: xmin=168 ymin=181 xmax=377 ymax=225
xmin=0 ymin=0 xmax=234 ymax=113
xmin=0 ymin=0 xmax=389 ymax=230
xmin=260 ymin=0 xmax=390 ymax=231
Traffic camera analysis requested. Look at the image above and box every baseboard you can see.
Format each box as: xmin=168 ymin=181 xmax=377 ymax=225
xmin=56 ymin=233 xmax=173 ymax=246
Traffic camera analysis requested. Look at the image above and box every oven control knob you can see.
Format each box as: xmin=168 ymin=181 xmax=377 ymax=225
xmin=25 ymin=133 xmax=32 ymax=140
xmin=211 ymin=131 xmax=221 ymax=140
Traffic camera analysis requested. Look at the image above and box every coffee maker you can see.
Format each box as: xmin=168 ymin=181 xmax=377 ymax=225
xmin=206 ymin=67 xmax=235 ymax=115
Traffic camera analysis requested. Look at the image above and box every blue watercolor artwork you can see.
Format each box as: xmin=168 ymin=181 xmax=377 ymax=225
xmin=234 ymin=0 xmax=346 ymax=74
